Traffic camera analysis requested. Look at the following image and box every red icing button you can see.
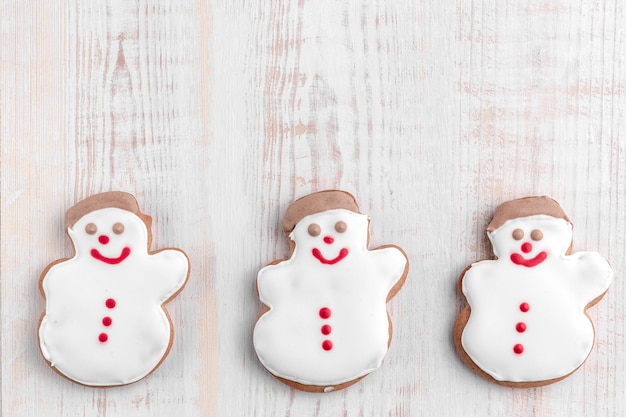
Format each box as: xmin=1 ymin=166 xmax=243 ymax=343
xmin=319 ymin=307 xmax=332 ymax=319
xmin=521 ymin=242 xmax=532 ymax=253
xmin=321 ymin=324 xmax=332 ymax=335
xmin=98 ymin=333 xmax=108 ymax=343
xmin=105 ymin=298 xmax=116 ymax=309
xmin=322 ymin=340 xmax=333 ymax=351
xmin=102 ymin=316 xmax=112 ymax=326
xmin=98 ymin=235 xmax=110 ymax=245
xmin=516 ymin=322 xmax=527 ymax=333
xmin=513 ymin=344 xmax=524 ymax=354
xmin=519 ymin=302 xmax=530 ymax=312
xmin=323 ymin=236 xmax=334 ymax=244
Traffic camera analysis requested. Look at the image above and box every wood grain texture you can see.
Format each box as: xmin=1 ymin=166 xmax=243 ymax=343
xmin=1 ymin=0 xmax=625 ymax=416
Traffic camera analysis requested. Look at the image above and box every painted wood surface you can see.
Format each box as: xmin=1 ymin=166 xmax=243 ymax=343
xmin=1 ymin=0 xmax=625 ymax=416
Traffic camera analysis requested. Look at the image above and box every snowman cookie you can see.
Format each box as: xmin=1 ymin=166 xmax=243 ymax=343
xmin=253 ymin=190 xmax=409 ymax=392
xmin=38 ymin=192 xmax=189 ymax=387
xmin=454 ymin=196 xmax=613 ymax=387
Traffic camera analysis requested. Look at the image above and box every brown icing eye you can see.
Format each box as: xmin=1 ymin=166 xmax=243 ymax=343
xmin=531 ymin=229 xmax=543 ymax=241
xmin=335 ymin=221 xmax=347 ymax=233
xmin=512 ymin=229 xmax=524 ymax=240
xmin=308 ymin=223 xmax=321 ymax=237
xmin=112 ymin=222 xmax=125 ymax=234
xmin=85 ymin=223 xmax=97 ymax=235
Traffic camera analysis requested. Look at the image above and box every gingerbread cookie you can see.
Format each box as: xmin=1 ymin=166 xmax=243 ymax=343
xmin=253 ymin=190 xmax=409 ymax=392
xmin=454 ymin=196 xmax=613 ymax=387
xmin=38 ymin=192 xmax=189 ymax=386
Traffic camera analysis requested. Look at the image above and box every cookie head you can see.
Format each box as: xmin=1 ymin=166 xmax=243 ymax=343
xmin=290 ymin=209 xmax=369 ymax=265
xmin=485 ymin=196 xmax=573 ymax=266
xmin=488 ymin=215 xmax=573 ymax=266
xmin=68 ymin=208 xmax=149 ymax=265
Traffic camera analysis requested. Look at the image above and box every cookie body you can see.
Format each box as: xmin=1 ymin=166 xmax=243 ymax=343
xmin=38 ymin=192 xmax=189 ymax=386
xmin=455 ymin=197 xmax=613 ymax=386
xmin=253 ymin=191 xmax=408 ymax=392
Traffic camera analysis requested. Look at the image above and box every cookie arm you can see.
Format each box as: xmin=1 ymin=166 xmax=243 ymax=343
xmin=39 ymin=259 xmax=72 ymax=306
xmin=148 ymin=248 xmax=189 ymax=301
xmin=459 ymin=261 xmax=494 ymax=306
xmin=256 ymin=260 xmax=290 ymax=308
xmin=38 ymin=258 xmax=73 ymax=359
xmin=370 ymin=245 xmax=409 ymax=292
xmin=568 ymin=251 xmax=613 ymax=305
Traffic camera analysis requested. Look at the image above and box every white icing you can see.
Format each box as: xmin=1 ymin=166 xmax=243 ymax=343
xmin=39 ymin=207 xmax=189 ymax=386
xmin=253 ymin=209 xmax=407 ymax=386
xmin=461 ymin=215 xmax=613 ymax=383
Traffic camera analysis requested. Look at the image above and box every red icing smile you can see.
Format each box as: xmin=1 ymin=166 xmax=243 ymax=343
xmin=312 ymin=248 xmax=349 ymax=264
xmin=91 ymin=247 xmax=131 ymax=264
xmin=510 ymin=251 xmax=547 ymax=267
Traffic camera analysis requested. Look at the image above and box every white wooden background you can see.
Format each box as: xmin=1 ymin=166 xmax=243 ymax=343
xmin=1 ymin=0 xmax=625 ymax=416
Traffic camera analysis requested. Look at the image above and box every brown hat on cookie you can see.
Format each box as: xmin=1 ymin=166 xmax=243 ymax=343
xmin=487 ymin=196 xmax=571 ymax=233
xmin=282 ymin=190 xmax=360 ymax=233
xmin=65 ymin=191 xmax=150 ymax=229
